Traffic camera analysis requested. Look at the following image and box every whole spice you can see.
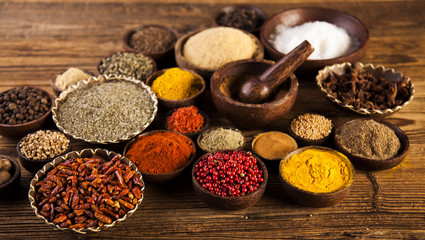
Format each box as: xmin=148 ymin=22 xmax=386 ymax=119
xmin=336 ymin=119 xmax=401 ymax=160
xmin=98 ymin=52 xmax=154 ymax=81
xmin=19 ymin=130 xmax=70 ymax=160
xmin=0 ymin=157 xmax=12 ymax=185
xmin=34 ymin=154 xmax=143 ymax=229
xmin=199 ymin=127 xmax=244 ymax=152
xmin=216 ymin=7 xmax=263 ymax=32
xmin=252 ymin=131 xmax=297 ymax=160
xmin=280 ymin=149 xmax=351 ymax=193
xmin=0 ymin=87 xmax=51 ymax=125
xmin=166 ymin=105 xmax=205 ymax=134
xmin=125 ymin=131 xmax=195 ymax=174
xmin=291 ymin=113 xmax=332 ymax=140
xmin=195 ymin=151 xmax=264 ymax=197
xmin=130 ymin=26 xmax=177 ymax=53
xmin=55 ymin=68 xmax=91 ymax=91
xmin=151 ymin=68 xmax=203 ymax=100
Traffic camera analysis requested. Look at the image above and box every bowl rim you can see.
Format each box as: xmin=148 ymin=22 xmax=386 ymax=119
xmin=250 ymin=131 xmax=298 ymax=161
xmin=28 ymin=148 xmax=145 ymax=234
xmin=213 ymin=4 xmax=267 ymax=33
xmin=52 ymin=74 xmax=158 ymax=144
xmin=0 ymin=154 xmax=21 ymax=188
xmin=164 ymin=106 xmax=210 ymax=136
xmin=51 ymin=69 xmax=95 ymax=96
xmin=279 ymin=146 xmax=356 ymax=195
xmin=197 ymin=126 xmax=245 ymax=152
xmin=316 ymin=62 xmax=415 ymax=116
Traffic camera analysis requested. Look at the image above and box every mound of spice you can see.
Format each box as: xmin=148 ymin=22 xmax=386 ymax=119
xmin=151 ymin=68 xmax=203 ymax=100
xmin=0 ymin=86 xmax=51 ymax=125
xmin=336 ymin=119 xmax=401 ymax=160
xmin=290 ymin=113 xmax=332 ymax=140
xmin=125 ymin=131 xmax=195 ymax=174
xmin=195 ymin=151 xmax=264 ymax=197
xmin=98 ymin=52 xmax=154 ymax=81
xmin=199 ymin=127 xmax=244 ymax=152
xmin=34 ymin=154 xmax=143 ymax=229
xmin=0 ymin=157 xmax=13 ymax=185
xmin=19 ymin=130 xmax=70 ymax=160
xmin=280 ymin=149 xmax=351 ymax=193
xmin=130 ymin=26 xmax=176 ymax=53
xmin=166 ymin=105 xmax=205 ymax=134
xmin=55 ymin=68 xmax=91 ymax=91
xmin=252 ymin=131 xmax=297 ymax=160
xmin=216 ymin=7 xmax=263 ymax=32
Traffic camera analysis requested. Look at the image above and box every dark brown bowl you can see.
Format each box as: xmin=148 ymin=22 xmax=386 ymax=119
xmin=0 ymin=87 xmax=54 ymax=139
xmin=146 ymin=68 xmax=206 ymax=109
xmin=175 ymin=28 xmax=264 ymax=80
xmin=334 ymin=119 xmax=409 ymax=171
xmin=164 ymin=107 xmax=209 ymax=138
xmin=51 ymin=69 xmax=94 ymax=97
xmin=0 ymin=154 xmax=21 ymax=198
xmin=123 ymin=130 xmax=196 ymax=184
xmin=197 ymin=126 xmax=245 ymax=153
xmin=17 ymin=129 xmax=72 ymax=174
xmin=288 ymin=113 xmax=334 ymax=147
xmin=123 ymin=24 xmax=179 ymax=63
xmin=279 ymin=146 xmax=355 ymax=207
xmin=213 ymin=5 xmax=267 ymax=35
xmin=260 ymin=7 xmax=369 ymax=74
xmin=210 ymin=59 xmax=298 ymax=129
xmin=191 ymin=150 xmax=268 ymax=210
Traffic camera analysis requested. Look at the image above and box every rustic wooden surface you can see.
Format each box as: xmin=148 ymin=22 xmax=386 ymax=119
xmin=0 ymin=0 xmax=424 ymax=239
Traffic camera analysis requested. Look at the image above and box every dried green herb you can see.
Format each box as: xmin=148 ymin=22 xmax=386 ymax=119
xmin=98 ymin=52 xmax=154 ymax=81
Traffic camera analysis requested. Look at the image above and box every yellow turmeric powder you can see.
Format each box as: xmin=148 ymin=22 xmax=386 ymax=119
xmin=280 ymin=149 xmax=352 ymax=193
xmin=151 ymin=68 xmax=203 ymax=100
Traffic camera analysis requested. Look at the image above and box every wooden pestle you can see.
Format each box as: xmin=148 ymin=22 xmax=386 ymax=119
xmin=238 ymin=40 xmax=314 ymax=104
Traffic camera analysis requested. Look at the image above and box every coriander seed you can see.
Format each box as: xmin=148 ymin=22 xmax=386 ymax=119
xmin=291 ymin=113 xmax=332 ymax=140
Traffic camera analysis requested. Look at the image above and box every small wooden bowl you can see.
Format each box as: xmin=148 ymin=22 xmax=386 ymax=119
xmin=288 ymin=114 xmax=334 ymax=147
xmin=51 ymin=69 xmax=94 ymax=97
xmin=197 ymin=126 xmax=245 ymax=153
xmin=260 ymin=7 xmax=369 ymax=74
xmin=0 ymin=154 xmax=21 ymax=199
xmin=334 ymin=119 xmax=409 ymax=171
xmin=123 ymin=130 xmax=196 ymax=184
xmin=279 ymin=146 xmax=355 ymax=207
xmin=123 ymin=24 xmax=179 ymax=63
xmin=145 ymin=68 xmax=206 ymax=109
xmin=164 ymin=107 xmax=210 ymax=139
xmin=17 ymin=129 xmax=72 ymax=174
xmin=0 ymin=87 xmax=54 ymax=139
xmin=174 ymin=28 xmax=264 ymax=80
xmin=213 ymin=5 xmax=267 ymax=35
xmin=191 ymin=150 xmax=268 ymax=210
xmin=210 ymin=59 xmax=298 ymax=129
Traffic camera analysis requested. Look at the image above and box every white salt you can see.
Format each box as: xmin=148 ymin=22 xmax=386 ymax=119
xmin=270 ymin=21 xmax=353 ymax=60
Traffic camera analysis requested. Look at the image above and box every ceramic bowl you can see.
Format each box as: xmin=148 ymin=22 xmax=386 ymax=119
xmin=197 ymin=126 xmax=245 ymax=153
xmin=191 ymin=150 xmax=268 ymax=210
xmin=279 ymin=146 xmax=355 ymax=207
xmin=288 ymin=113 xmax=334 ymax=146
xmin=0 ymin=87 xmax=54 ymax=139
xmin=260 ymin=7 xmax=369 ymax=74
xmin=17 ymin=129 xmax=72 ymax=174
xmin=0 ymin=154 xmax=21 ymax=198
xmin=213 ymin=5 xmax=267 ymax=35
xmin=164 ymin=107 xmax=210 ymax=139
xmin=145 ymin=68 xmax=206 ymax=109
xmin=174 ymin=28 xmax=264 ymax=80
xmin=51 ymin=69 xmax=94 ymax=97
xmin=123 ymin=130 xmax=196 ymax=184
xmin=210 ymin=59 xmax=298 ymax=129
xmin=334 ymin=119 xmax=409 ymax=171
xmin=28 ymin=148 xmax=144 ymax=234
xmin=123 ymin=24 xmax=179 ymax=63
xmin=316 ymin=62 xmax=415 ymax=118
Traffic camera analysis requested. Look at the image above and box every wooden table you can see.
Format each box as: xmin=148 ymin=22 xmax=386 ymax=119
xmin=0 ymin=0 xmax=424 ymax=239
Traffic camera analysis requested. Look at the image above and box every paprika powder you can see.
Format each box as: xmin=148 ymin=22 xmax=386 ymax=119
xmin=166 ymin=105 xmax=205 ymax=134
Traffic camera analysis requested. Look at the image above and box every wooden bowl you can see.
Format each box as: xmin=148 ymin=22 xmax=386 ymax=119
xmin=260 ymin=7 xmax=369 ymax=74
xmin=164 ymin=107 xmax=210 ymax=139
xmin=145 ymin=68 xmax=206 ymax=109
xmin=0 ymin=154 xmax=21 ymax=199
xmin=17 ymin=129 xmax=72 ymax=174
xmin=50 ymin=69 xmax=94 ymax=97
xmin=279 ymin=146 xmax=355 ymax=207
xmin=288 ymin=113 xmax=334 ymax=147
xmin=334 ymin=119 xmax=409 ymax=171
xmin=210 ymin=59 xmax=298 ymax=129
xmin=123 ymin=130 xmax=196 ymax=184
xmin=213 ymin=5 xmax=267 ymax=35
xmin=123 ymin=24 xmax=179 ymax=63
xmin=0 ymin=87 xmax=54 ymax=139
xmin=174 ymin=28 xmax=264 ymax=80
xmin=197 ymin=126 xmax=245 ymax=153
xmin=191 ymin=150 xmax=268 ymax=210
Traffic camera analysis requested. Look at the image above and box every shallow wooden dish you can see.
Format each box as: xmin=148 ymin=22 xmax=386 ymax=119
xmin=0 ymin=87 xmax=54 ymax=139
xmin=210 ymin=59 xmax=298 ymax=129
xmin=197 ymin=126 xmax=245 ymax=153
xmin=145 ymin=68 xmax=206 ymax=109
xmin=334 ymin=119 xmax=409 ymax=171
xmin=123 ymin=130 xmax=196 ymax=184
xmin=164 ymin=107 xmax=209 ymax=139
xmin=123 ymin=24 xmax=179 ymax=63
xmin=191 ymin=150 xmax=268 ymax=210
xmin=288 ymin=114 xmax=333 ymax=147
xmin=260 ymin=7 xmax=369 ymax=74
xmin=174 ymin=28 xmax=264 ymax=80
xmin=16 ymin=129 xmax=72 ymax=174
xmin=279 ymin=146 xmax=355 ymax=207
xmin=0 ymin=154 xmax=21 ymax=199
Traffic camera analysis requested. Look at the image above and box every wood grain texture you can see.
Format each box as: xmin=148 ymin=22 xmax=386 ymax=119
xmin=0 ymin=0 xmax=424 ymax=239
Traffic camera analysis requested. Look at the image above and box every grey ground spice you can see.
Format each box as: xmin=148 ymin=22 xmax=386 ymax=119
xmin=98 ymin=52 xmax=154 ymax=81
xmin=199 ymin=127 xmax=244 ymax=152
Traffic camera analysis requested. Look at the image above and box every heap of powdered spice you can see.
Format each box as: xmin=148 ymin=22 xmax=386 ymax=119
xmin=166 ymin=105 xmax=205 ymax=134
xmin=125 ymin=131 xmax=195 ymax=174
xmin=151 ymin=68 xmax=203 ymax=100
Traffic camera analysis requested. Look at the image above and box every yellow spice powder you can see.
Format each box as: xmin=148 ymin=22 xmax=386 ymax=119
xmin=151 ymin=68 xmax=202 ymax=100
